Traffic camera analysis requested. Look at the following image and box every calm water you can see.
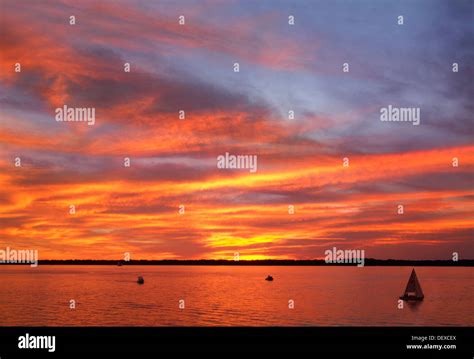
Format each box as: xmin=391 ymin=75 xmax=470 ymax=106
xmin=0 ymin=266 xmax=472 ymax=326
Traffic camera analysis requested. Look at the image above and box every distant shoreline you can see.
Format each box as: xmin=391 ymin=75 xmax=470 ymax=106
xmin=1 ymin=259 xmax=473 ymax=266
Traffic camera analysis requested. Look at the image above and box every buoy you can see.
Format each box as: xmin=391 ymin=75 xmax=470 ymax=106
xmin=137 ymin=276 xmax=144 ymax=284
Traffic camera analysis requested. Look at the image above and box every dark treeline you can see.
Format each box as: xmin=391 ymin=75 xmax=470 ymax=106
xmin=2 ymin=259 xmax=473 ymax=266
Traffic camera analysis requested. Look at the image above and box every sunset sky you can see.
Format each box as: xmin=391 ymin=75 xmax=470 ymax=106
xmin=0 ymin=0 xmax=472 ymax=260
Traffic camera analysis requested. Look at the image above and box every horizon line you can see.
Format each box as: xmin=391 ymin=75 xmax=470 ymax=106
xmin=2 ymin=258 xmax=473 ymax=266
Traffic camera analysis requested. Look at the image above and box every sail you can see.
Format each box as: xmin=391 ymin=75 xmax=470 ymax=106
xmin=403 ymin=268 xmax=424 ymax=298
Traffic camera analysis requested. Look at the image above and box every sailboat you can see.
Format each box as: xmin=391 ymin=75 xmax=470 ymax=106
xmin=399 ymin=268 xmax=424 ymax=301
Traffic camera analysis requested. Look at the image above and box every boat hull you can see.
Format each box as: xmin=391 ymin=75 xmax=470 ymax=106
xmin=399 ymin=295 xmax=424 ymax=301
